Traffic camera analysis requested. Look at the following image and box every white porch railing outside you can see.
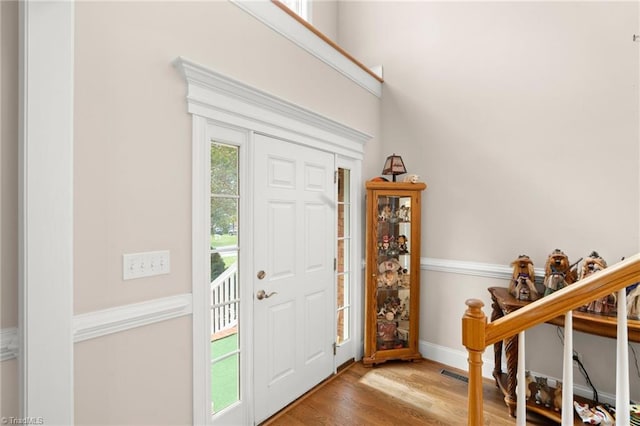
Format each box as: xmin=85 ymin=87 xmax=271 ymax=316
xmin=211 ymin=262 xmax=239 ymax=335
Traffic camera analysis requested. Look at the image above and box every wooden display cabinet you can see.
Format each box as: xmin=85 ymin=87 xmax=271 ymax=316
xmin=363 ymin=181 xmax=427 ymax=366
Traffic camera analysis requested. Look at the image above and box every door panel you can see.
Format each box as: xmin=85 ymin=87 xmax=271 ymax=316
xmin=305 ymin=203 xmax=328 ymax=271
xmin=305 ymin=290 xmax=328 ymax=363
xmin=268 ymin=201 xmax=296 ymax=280
xmin=253 ymin=134 xmax=335 ymax=423
xmin=267 ymin=300 xmax=295 ymax=384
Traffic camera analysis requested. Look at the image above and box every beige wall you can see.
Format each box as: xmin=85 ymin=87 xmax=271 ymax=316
xmin=338 ymin=0 xmax=639 ymax=400
xmin=0 ymin=0 xmax=19 ymax=420
xmin=311 ymin=0 xmax=339 ymax=42
xmin=73 ymin=0 xmax=380 ymax=314
xmin=74 ymin=316 xmax=192 ymax=425
xmin=2 ymin=1 xmax=380 ymax=422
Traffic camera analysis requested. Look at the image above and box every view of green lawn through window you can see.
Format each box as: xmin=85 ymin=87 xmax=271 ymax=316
xmin=211 ymin=333 xmax=239 ymax=413
xmin=210 ymin=142 xmax=241 ymax=416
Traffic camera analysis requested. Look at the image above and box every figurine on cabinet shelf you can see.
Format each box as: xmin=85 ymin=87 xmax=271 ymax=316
xmin=378 ymin=235 xmax=398 ymax=257
xmin=534 ymin=376 xmax=552 ymax=408
xmin=402 ymin=174 xmax=420 ymax=183
xmin=553 ymin=381 xmax=563 ymax=412
xmin=628 ymin=283 xmax=640 ymax=320
xmin=580 ymin=251 xmax=615 ymax=314
xmin=377 ymin=319 xmax=397 ymax=344
xmin=378 ymin=296 xmax=403 ymax=319
xmin=397 ymin=205 xmax=410 ymax=222
xmin=397 ymin=235 xmax=409 ymax=254
xmin=399 ymin=296 xmax=410 ymax=319
xmin=524 ymin=371 xmax=534 ymax=400
xmin=378 ymin=204 xmax=392 ymax=222
xmin=377 ymin=258 xmax=403 ymax=288
xmin=377 ymin=308 xmax=404 ymax=350
xmin=517 ymin=370 xmax=534 ymax=400
xmin=378 ymin=235 xmax=392 ymax=256
xmin=508 ymin=255 xmax=538 ymax=301
xmin=543 ymin=249 xmax=579 ymax=296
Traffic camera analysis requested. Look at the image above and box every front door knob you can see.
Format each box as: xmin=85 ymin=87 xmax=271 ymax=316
xmin=256 ymin=289 xmax=277 ymax=300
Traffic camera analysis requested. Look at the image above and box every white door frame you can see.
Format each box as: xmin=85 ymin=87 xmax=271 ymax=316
xmin=192 ymin=118 xmax=253 ymax=425
xmin=18 ymin=2 xmax=75 ymax=423
xmin=176 ymin=57 xmax=370 ymax=424
xmin=334 ymin=156 xmax=364 ymax=367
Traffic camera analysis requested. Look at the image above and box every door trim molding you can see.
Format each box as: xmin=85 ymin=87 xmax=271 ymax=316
xmin=19 ymin=2 xmax=74 ymax=422
xmin=176 ymin=59 xmax=369 ymax=425
xmin=173 ymin=57 xmax=370 ymax=160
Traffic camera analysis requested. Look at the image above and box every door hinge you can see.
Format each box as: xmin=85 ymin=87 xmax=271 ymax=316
xmin=333 ymin=342 xmax=337 ymax=355
xmin=334 ymin=258 xmax=337 ymax=271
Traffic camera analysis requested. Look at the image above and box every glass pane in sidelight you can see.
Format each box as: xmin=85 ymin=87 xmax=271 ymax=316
xmin=211 ymin=143 xmax=238 ymax=196
xmin=210 ymin=141 xmax=241 ymax=416
xmin=210 ymin=197 xmax=238 ymax=252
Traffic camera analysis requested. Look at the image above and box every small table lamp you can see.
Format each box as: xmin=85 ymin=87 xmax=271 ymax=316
xmin=382 ymin=154 xmax=407 ymax=182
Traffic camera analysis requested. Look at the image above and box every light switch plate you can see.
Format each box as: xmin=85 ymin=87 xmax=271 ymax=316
xmin=123 ymin=250 xmax=170 ymax=280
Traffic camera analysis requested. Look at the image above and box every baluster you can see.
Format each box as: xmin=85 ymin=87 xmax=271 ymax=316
xmin=215 ymin=285 xmax=221 ymax=332
xmin=231 ymin=273 xmax=236 ymax=325
xmin=234 ymin=272 xmax=238 ymax=324
xmin=617 ymin=288 xmax=630 ymax=426
xmin=211 ymin=287 xmax=218 ymax=333
xmin=516 ymin=331 xmax=526 ymax=426
xmin=562 ymin=311 xmax=573 ymax=425
xmin=225 ymin=278 xmax=230 ymax=329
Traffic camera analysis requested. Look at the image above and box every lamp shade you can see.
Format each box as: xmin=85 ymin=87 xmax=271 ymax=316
xmin=382 ymin=154 xmax=407 ymax=181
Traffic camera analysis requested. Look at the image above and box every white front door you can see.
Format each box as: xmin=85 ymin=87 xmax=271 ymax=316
xmin=253 ymin=134 xmax=335 ymax=423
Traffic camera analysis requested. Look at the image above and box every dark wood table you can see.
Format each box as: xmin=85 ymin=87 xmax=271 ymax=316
xmin=488 ymin=286 xmax=640 ymax=423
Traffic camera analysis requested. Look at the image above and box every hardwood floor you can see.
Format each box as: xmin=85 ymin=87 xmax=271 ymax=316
xmin=262 ymin=358 xmax=557 ymax=425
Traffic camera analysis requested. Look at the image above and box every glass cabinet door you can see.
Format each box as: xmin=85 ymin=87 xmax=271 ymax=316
xmin=374 ymin=195 xmax=412 ymax=350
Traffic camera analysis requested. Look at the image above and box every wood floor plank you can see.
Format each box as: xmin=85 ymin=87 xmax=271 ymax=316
xmin=262 ymin=358 xmax=558 ymax=425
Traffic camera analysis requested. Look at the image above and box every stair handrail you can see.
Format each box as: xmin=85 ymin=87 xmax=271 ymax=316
xmin=462 ymin=253 xmax=640 ymax=425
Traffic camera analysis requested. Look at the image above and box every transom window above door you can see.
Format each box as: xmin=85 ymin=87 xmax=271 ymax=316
xmin=277 ymin=0 xmax=310 ymax=22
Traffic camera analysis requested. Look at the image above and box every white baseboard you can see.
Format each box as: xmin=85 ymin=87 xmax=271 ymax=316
xmin=419 ymin=339 xmax=496 ymax=379
xmin=419 ymin=339 xmax=616 ymax=406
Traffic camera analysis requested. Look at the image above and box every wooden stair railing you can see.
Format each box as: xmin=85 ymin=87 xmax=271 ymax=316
xmin=462 ymin=253 xmax=640 ymax=425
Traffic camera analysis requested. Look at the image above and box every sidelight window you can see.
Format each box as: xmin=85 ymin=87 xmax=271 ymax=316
xmin=336 ymin=168 xmax=351 ymax=345
xmin=210 ymin=142 xmax=241 ymax=415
